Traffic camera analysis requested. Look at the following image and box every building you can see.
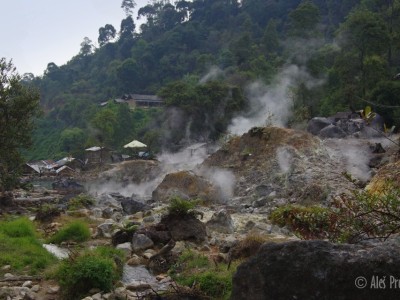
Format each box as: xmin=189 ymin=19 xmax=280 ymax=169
xmin=122 ymin=94 xmax=164 ymax=108
xmin=85 ymin=146 xmax=112 ymax=165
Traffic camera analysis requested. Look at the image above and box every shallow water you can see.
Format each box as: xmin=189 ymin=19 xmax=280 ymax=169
xmin=43 ymin=243 xmax=70 ymax=259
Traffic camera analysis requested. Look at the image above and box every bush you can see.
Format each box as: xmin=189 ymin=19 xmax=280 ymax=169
xmin=0 ymin=217 xmax=56 ymax=274
xmin=47 ymin=221 xmax=90 ymax=244
xmin=67 ymin=194 xmax=95 ymax=210
xmin=269 ymin=184 xmax=400 ymax=243
xmin=229 ymin=233 xmax=267 ymax=261
xmin=167 ymin=196 xmax=196 ymax=216
xmin=56 ymin=246 xmax=123 ymax=299
xmin=269 ymin=204 xmax=334 ymax=239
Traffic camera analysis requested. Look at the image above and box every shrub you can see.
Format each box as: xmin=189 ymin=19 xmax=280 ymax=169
xmin=269 ymin=204 xmax=334 ymax=239
xmin=56 ymin=246 xmax=122 ymax=299
xmin=67 ymin=194 xmax=95 ymax=210
xmin=47 ymin=221 xmax=90 ymax=244
xmin=269 ymin=184 xmax=400 ymax=243
xmin=229 ymin=233 xmax=267 ymax=261
xmin=167 ymin=196 xmax=196 ymax=216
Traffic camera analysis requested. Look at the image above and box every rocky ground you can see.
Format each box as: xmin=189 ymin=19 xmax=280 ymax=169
xmin=1 ymin=125 xmax=400 ymax=299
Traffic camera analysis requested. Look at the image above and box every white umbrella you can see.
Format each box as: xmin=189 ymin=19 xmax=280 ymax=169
xmin=123 ymin=140 xmax=147 ymax=148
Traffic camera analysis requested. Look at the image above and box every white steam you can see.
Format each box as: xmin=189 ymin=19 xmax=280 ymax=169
xmin=199 ymin=167 xmax=236 ymax=200
xmin=199 ymin=66 xmax=224 ymax=84
xmin=228 ymin=64 xmax=324 ymax=135
xmin=276 ymin=147 xmax=293 ymax=173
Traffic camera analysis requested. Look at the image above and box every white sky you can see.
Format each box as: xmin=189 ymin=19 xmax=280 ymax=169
xmin=0 ymin=0 xmax=149 ymax=76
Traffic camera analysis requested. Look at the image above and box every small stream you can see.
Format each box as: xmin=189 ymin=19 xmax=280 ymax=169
xmin=43 ymin=244 xmax=70 ymax=259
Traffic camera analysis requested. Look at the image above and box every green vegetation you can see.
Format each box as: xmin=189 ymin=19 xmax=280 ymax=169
xmin=0 ymin=217 xmax=56 ymax=274
xmin=167 ymin=196 xmax=196 ymax=217
xmin=21 ymin=0 xmax=400 ymax=161
xmin=170 ymin=250 xmax=237 ymax=299
xmin=67 ymin=194 xmax=95 ymax=210
xmin=47 ymin=221 xmax=91 ymax=244
xmin=270 ymin=184 xmax=400 ymax=243
xmin=0 ymin=58 xmax=40 ymax=191
xmin=55 ymin=246 xmax=123 ymax=299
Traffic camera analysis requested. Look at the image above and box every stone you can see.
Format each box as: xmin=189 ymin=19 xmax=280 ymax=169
xmin=127 ymin=255 xmax=141 ymax=266
xmin=143 ymin=216 xmax=155 ymax=223
xmin=1 ymin=265 xmax=11 ymax=271
xmin=232 ymin=240 xmax=400 ymax=300
xmin=142 ymin=249 xmax=157 ymax=259
xmin=125 ymin=281 xmax=151 ymax=291
xmin=307 ymin=117 xmax=332 ymax=135
xmin=318 ymin=124 xmax=347 ymax=139
xmin=116 ymin=242 xmax=132 ymax=256
xmin=22 ymin=281 xmax=32 ymax=288
xmin=160 ymin=214 xmax=207 ymax=243
xmin=91 ymin=292 xmax=103 ymax=300
xmin=46 ymin=285 xmax=60 ymax=294
xmin=31 ymin=285 xmax=40 ymax=293
xmin=96 ymin=220 xmax=115 ymax=238
xmin=121 ymin=198 xmax=148 ymax=215
xmin=132 ymin=234 xmax=154 ymax=252
xmin=206 ymin=209 xmax=235 ymax=234
xmin=152 ymin=170 xmax=223 ymax=203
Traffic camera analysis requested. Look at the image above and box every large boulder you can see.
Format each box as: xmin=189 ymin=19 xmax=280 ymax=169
xmin=307 ymin=117 xmax=332 ymax=135
xmin=160 ymin=214 xmax=207 ymax=243
xmin=152 ymin=171 xmax=222 ymax=203
xmin=318 ymin=124 xmax=347 ymax=139
xmin=120 ymin=197 xmax=149 ymax=214
xmin=206 ymin=209 xmax=235 ymax=234
xmin=231 ymin=240 xmax=400 ymax=300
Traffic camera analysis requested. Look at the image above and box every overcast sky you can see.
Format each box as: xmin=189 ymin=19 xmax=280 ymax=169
xmin=0 ymin=0 xmax=149 ymax=76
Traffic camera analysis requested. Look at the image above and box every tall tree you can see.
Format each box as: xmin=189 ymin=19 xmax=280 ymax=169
xmin=121 ymin=0 xmax=136 ymax=17
xmin=80 ymin=37 xmax=94 ymax=56
xmin=98 ymin=24 xmax=117 ymax=46
xmin=0 ymin=58 xmax=40 ymax=193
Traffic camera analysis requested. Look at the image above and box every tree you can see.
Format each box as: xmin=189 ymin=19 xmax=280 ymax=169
xmin=121 ymin=0 xmax=136 ymax=17
xmin=60 ymin=127 xmax=87 ymax=157
xmin=98 ymin=24 xmax=117 ymax=46
xmin=119 ymin=16 xmax=136 ymax=40
xmin=80 ymin=37 xmax=94 ymax=56
xmin=337 ymin=8 xmax=390 ymax=97
xmin=0 ymin=58 xmax=40 ymax=192
xmin=287 ymin=0 xmax=321 ymax=38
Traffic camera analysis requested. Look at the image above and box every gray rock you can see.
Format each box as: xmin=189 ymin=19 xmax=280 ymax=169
xmin=116 ymin=242 xmax=132 ymax=256
xmin=307 ymin=117 xmax=332 ymax=135
xmin=160 ymin=214 xmax=207 ymax=243
xmin=132 ymin=234 xmax=154 ymax=252
xmin=232 ymin=240 xmax=400 ymax=300
xmin=206 ymin=209 xmax=235 ymax=234
xmin=96 ymin=220 xmax=115 ymax=238
xmin=318 ymin=124 xmax=347 ymax=139
xmin=121 ymin=198 xmax=148 ymax=215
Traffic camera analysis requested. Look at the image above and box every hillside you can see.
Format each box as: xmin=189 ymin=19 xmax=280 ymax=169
xmin=22 ymin=0 xmax=400 ymax=165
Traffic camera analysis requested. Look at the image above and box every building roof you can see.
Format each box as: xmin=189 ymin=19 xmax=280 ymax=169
xmin=55 ymin=165 xmax=75 ymax=174
xmin=85 ymin=146 xmax=104 ymax=152
xmin=124 ymin=140 xmax=147 ymax=148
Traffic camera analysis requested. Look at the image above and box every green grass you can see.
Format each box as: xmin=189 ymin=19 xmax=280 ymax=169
xmin=47 ymin=221 xmax=91 ymax=244
xmin=169 ymin=250 xmax=237 ymax=299
xmin=0 ymin=217 xmax=57 ymax=275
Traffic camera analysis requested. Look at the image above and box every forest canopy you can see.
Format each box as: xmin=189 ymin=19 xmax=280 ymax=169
xmin=17 ymin=0 xmax=400 ymax=160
